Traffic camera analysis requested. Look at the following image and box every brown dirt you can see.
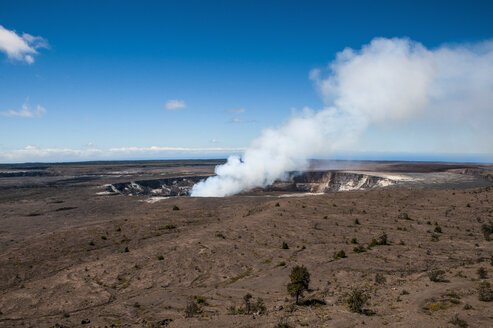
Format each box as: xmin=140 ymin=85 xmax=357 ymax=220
xmin=0 ymin=161 xmax=492 ymax=327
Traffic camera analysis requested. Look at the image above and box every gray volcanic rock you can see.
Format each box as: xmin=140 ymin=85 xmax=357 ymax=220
xmin=267 ymin=171 xmax=395 ymax=193
xmin=107 ymin=176 xmax=210 ymax=196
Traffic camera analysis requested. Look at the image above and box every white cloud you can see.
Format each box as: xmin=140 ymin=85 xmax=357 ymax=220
xmin=192 ymin=37 xmax=493 ymax=197
xmin=0 ymin=25 xmax=49 ymax=64
xmin=1 ymin=102 xmax=46 ymax=118
xmin=0 ymin=145 xmax=245 ymax=163
xmin=227 ymin=108 xmax=245 ymax=113
xmin=210 ymin=138 xmax=218 ymax=143
xmin=231 ymin=117 xmax=243 ymax=123
xmin=165 ymin=99 xmax=186 ymax=110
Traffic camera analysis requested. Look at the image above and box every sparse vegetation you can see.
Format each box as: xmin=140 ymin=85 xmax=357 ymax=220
xmin=481 ymin=223 xmax=492 ymax=241
xmin=240 ymin=293 xmax=266 ymax=314
xmin=275 ymin=317 xmax=292 ymax=328
xmin=333 ymin=249 xmax=346 ymax=259
xmin=346 ymin=287 xmax=370 ymax=314
xmin=5 ymin=160 xmax=493 ymax=326
xmin=215 ymin=232 xmax=226 ymax=239
xmin=228 ymin=294 xmax=266 ymax=315
xmin=243 ymin=293 xmax=252 ymax=314
xmin=194 ymin=295 xmax=207 ymax=305
xmin=185 ymin=298 xmax=201 ymax=317
xmin=353 ymin=245 xmax=365 ymax=253
xmin=287 ymin=265 xmax=310 ymax=304
xmin=422 ymin=300 xmax=450 ymax=312
xmin=449 ymin=314 xmax=468 ymax=327
xmin=478 ymin=281 xmax=493 ymax=302
xmin=428 ymin=269 xmax=446 ymax=282
xmin=368 ymin=233 xmax=388 ymax=248
xmin=375 ymin=273 xmax=386 ymax=284
xmin=477 ymin=267 xmax=488 ymax=279
xmin=398 ymin=212 xmax=410 ymax=220
xmin=172 ymin=205 xmax=180 ymax=211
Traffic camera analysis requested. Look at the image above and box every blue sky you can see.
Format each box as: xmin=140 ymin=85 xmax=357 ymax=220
xmin=1 ymin=0 xmax=492 ymax=163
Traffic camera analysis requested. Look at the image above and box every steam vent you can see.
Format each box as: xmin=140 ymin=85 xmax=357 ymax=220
xmin=103 ymin=168 xmax=492 ymax=197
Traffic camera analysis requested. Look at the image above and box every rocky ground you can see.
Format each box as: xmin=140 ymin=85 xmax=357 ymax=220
xmin=0 ymin=161 xmax=492 ymax=327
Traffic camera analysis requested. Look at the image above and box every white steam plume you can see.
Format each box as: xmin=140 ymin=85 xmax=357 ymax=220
xmin=191 ymin=37 xmax=493 ymax=197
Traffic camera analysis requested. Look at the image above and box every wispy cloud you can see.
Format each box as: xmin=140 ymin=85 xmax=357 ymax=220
xmin=165 ymin=99 xmax=186 ymax=110
xmin=231 ymin=117 xmax=243 ymax=123
xmin=210 ymin=138 xmax=218 ymax=143
xmin=0 ymin=145 xmax=246 ymax=163
xmin=1 ymin=101 xmax=46 ymax=118
xmin=227 ymin=108 xmax=245 ymax=113
xmin=0 ymin=25 xmax=49 ymax=64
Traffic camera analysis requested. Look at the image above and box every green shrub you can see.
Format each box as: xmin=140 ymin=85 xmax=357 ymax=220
xmin=275 ymin=318 xmax=291 ymax=328
xmin=375 ymin=273 xmax=386 ymax=284
xmin=481 ymin=223 xmax=492 ymax=241
xmin=478 ymin=281 xmax=493 ymax=302
xmin=227 ymin=305 xmax=236 ymax=315
xmin=353 ymin=245 xmax=365 ymax=253
xmin=477 ymin=267 xmax=488 ymax=279
xmin=398 ymin=213 xmax=410 ymax=220
xmin=185 ymin=299 xmax=201 ymax=317
xmin=172 ymin=205 xmax=180 ymax=211
xmin=215 ymin=232 xmax=226 ymax=239
xmin=431 ymin=233 xmax=440 ymax=242
xmin=428 ymin=269 xmax=446 ymax=282
xmin=281 ymin=242 xmax=289 ymax=249
xmin=252 ymin=297 xmax=266 ymax=314
xmin=243 ymin=293 xmax=252 ymax=314
xmin=449 ymin=314 xmax=468 ymax=328
xmin=368 ymin=233 xmax=388 ymax=248
xmin=194 ymin=295 xmax=207 ymax=305
xmin=334 ymin=250 xmax=346 ymax=259
xmin=346 ymin=288 xmax=370 ymax=313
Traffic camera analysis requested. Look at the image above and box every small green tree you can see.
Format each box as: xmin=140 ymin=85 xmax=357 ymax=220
xmin=243 ymin=293 xmax=252 ymax=314
xmin=287 ymin=265 xmax=310 ymax=304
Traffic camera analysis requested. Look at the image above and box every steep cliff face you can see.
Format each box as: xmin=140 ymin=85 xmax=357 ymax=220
xmin=268 ymin=171 xmax=395 ymax=193
xmin=106 ymin=176 xmax=210 ymax=196
xmin=448 ymin=167 xmax=493 ymax=182
xmin=104 ymin=171 xmax=396 ymax=197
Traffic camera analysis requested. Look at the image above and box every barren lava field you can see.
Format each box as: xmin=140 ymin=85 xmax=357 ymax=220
xmin=0 ymin=160 xmax=492 ymax=328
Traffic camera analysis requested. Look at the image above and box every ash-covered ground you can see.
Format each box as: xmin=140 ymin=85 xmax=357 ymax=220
xmin=0 ymin=160 xmax=492 ymax=327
